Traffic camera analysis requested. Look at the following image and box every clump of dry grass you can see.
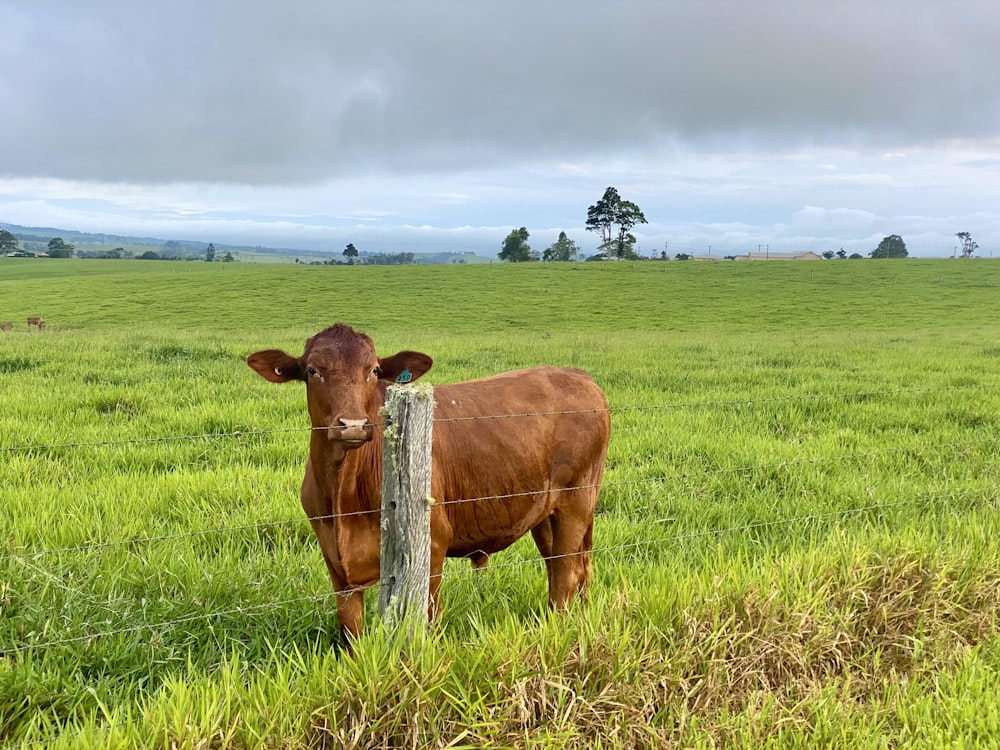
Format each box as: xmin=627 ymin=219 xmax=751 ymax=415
xmin=296 ymin=548 xmax=1000 ymax=749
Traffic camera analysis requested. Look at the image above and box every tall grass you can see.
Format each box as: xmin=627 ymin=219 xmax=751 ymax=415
xmin=2 ymin=258 xmax=999 ymax=747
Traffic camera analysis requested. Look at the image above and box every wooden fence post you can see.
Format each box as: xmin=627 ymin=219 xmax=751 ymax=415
xmin=379 ymin=382 xmax=434 ymax=637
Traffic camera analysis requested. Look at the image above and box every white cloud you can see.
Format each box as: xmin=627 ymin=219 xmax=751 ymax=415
xmin=1 ymin=3 xmax=998 ymax=258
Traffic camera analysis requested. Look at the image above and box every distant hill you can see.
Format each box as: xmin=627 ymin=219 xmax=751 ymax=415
xmin=2 ymin=222 xmax=168 ymax=248
xmin=0 ymin=221 xmax=492 ymax=265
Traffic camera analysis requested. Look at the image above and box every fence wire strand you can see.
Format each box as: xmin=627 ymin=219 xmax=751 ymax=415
xmin=3 ymin=435 xmax=996 ymax=565
xmin=0 ymin=383 xmax=991 ymax=455
xmin=3 ymin=484 xmax=995 ymax=660
xmin=2 ymin=383 xmax=998 ymax=663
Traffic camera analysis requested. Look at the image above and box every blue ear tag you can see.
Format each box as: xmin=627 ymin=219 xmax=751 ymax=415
xmin=395 ymin=368 xmax=412 ymax=384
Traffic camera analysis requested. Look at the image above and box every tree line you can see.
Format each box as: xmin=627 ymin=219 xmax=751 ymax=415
xmin=0 ymin=233 xmax=237 ymax=261
xmin=489 ymin=189 xmax=984 ymax=263
xmin=0 ymin=218 xmax=985 ymax=265
xmin=498 ymin=187 xmax=649 ymax=262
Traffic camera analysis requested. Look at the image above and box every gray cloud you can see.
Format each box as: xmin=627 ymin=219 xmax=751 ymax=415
xmin=2 ymin=1 xmax=998 ymax=183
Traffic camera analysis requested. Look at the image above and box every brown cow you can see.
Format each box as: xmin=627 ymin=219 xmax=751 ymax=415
xmin=0 ymin=322 xmax=13 ymax=331
xmin=247 ymin=323 xmax=610 ymax=642
xmin=27 ymin=316 xmax=44 ymax=328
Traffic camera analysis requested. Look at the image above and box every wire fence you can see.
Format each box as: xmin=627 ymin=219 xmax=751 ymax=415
xmin=2 ymin=435 xmax=996 ymax=565
xmin=2 ymin=382 xmax=998 ymax=659
xmin=3 ymin=484 xmax=995 ymax=661
xmin=0 ymin=383 xmax=989 ymax=455
xmin=7 ymin=478 xmax=992 ymax=750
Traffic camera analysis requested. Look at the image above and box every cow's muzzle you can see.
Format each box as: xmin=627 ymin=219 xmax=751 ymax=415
xmin=328 ymin=418 xmax=373 ymax=444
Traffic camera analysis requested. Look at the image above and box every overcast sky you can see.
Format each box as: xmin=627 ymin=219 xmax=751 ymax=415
xmin=1 ymin=1 xmax=998 ymax=258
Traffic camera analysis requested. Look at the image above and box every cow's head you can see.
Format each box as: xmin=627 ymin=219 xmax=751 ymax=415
xmin=246 ymin=324 xmax=432 ymax=451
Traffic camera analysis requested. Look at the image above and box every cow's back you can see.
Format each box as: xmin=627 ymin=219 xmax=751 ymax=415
xmin=429 ymin=366 xmax=610 ymax=557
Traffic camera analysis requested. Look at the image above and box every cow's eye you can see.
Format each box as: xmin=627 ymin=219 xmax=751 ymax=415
xmin=371 ymin=366 xmax=381 ymax=379
xmin=307 ymin=366 xmax=318 ymax=378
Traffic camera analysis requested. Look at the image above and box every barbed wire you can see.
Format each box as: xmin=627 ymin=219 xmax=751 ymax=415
xmin=0 ymin=591 xmax=339 ymax=658
xmin=436 ymin=485 xmax=999 ymax=579
xmin=2 ymin=482 xmax=994 ymax=750
xmin=2 ymin=384 xmax=996 ymax=679
xmin=0 ymin=426 xmax=309 ymax=454
xmin=3 ymin=484 xmax=993 ymax=660
xmin=0 ymin=383 xmax=992 ymax=455
xmin=3 ymin=435 xmax=995 ymax=565
xmin=433 ymin=383 xmax=992 ymax=423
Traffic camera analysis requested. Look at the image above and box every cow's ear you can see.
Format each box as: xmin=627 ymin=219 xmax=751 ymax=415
xmin=378 ymin=351 xmax=433 ymax=383
xmin=246 ymin=349 xmax=304 ymax=383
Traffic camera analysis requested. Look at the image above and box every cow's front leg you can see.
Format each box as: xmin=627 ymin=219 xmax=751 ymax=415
xmin=334 ymin=586 xmax=365 ymax=645
xmin=316 ymin=548 xmax=365 ymax=648
xmin=308 ymin=517 xmax=365 ymax=647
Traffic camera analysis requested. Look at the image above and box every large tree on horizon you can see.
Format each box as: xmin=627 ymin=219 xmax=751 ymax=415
xmin=585 ymin=186 xmax=647 ymax=259
xmin=498 ymin=227 xmax=533 ymax=262
xmin=870 ymin=234 xmax=908 ymax=259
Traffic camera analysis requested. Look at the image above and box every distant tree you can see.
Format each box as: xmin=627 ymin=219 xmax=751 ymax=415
xmin=542 ymin=231 xmax=579 ymax=262
xmin=137 ymin=250 xmax=161 ymax=260
xmin=221 ymin=251 xmax=235 ymax=262
xmin=674 ymin=253 xmax=692 ymax=261
xmin=0 ymin=230 xmax=19 ymax=253
xmin=343 ymin=243 xmax=359 ymax=264
xmin=956 ymin=232 xmax=978 ymax=258
xmin=498 ymin=227 xmax=533 ymax=262
xmin=870 ymin=235 xmax=908 ymax=259
xmin=369 ymin=251 xmax=416 ymax=265
xmin=849 ymin=253 xmax=865 ymax=260
xmin=822 ymin=250 xmax=836 ymax=260
xmin=585 ymin=186 xmax=648 ymax=259
xmin=836 ymin=249 xmax=847 ymax=259
xmin=206 ymin=243 xmax=216 ymax=262
xmin=47 ymin=237 xmax=75 ymax=258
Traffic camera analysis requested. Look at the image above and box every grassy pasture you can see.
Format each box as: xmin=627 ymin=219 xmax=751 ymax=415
xmin=2 ymin=257 xmax=1000 ymax=748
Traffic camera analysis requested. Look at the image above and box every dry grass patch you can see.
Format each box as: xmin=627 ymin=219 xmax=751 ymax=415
xmin=296 ymin=548 xmax=1000 ymax=749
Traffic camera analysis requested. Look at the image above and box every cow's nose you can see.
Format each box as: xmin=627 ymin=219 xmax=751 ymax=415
xmin=332 ymin=418 xmax=369 ymax=442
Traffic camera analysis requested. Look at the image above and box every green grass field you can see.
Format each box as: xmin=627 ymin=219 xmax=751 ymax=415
xmin=2 ymin=257 xmax=1000 ymax=748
